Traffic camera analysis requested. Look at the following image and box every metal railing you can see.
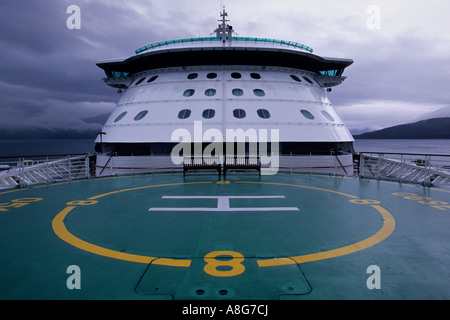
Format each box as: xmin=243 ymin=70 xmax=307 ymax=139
xmin=359 ymin=152 xmax=450 ymax=186
xmin=3 ymin=150 xmax=448 ymax=189
xmin=0 ymin=154 xmax=90 ymax=189
xmin=135 ymin=36 xmax=314 ymax=55
xmin=95 ymin=151 xmax=355 ymax=177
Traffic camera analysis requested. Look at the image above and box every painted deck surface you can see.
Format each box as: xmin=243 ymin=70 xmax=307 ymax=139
xmin=1 ymin=173 xmax=449 ymax=300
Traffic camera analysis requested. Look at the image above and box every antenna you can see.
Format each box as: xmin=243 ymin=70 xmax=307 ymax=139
xmin=214 ymin=2 xmax=233 ymax=43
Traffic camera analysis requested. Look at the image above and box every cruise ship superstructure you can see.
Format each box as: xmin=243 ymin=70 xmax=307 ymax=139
xmin=95 ymin=9 xmax=354 ymax=176
xmin=2 ymin=8 xmax=450 ymax=303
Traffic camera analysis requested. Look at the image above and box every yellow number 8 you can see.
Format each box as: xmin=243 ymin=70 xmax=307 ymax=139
xmin=204 ymin=251 xmax=245 ymax=277
xmin=66 ymin=200 xmax=98 ymax=206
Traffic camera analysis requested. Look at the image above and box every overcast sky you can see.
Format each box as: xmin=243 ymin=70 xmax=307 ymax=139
xmin=1 ymin=0 xmax=449 ymax=136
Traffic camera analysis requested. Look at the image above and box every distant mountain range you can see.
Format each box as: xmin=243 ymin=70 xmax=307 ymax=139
xmin=353 ymin=117 xmax=450 ymax=139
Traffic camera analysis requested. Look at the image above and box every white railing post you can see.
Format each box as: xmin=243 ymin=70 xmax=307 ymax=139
xmin=290 ymin=152 xmax=292 ymax=174
xmin=309 ymin=152 xmax=312 ymax=174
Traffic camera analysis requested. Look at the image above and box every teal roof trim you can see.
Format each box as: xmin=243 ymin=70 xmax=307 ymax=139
xmin=135 ymin=37 xmax=313 ymax=54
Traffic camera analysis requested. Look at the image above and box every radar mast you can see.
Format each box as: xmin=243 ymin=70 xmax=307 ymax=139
xmin=214 ymin=6 xmax=234 ymax=44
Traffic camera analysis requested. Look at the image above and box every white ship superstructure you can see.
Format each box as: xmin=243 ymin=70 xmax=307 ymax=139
xmin=95 ymin=9 xmax=354 ymax=176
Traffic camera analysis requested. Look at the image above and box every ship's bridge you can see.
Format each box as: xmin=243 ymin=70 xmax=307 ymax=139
xmin=98 ymin=41 xmax=352 ymax=86
xmin=97 ymin=9 xmax=352 ymax=83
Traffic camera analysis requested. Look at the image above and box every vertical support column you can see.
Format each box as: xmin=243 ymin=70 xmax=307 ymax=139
xmin=85 ymin=155 xmax=90 ymax=179
xmin=290 ymin=152 xmax=292 ymax=174
xmin=424 ymin=155 xmax=432 ymax=187
xmin=46 ymin=156 xmax=50 ymax=184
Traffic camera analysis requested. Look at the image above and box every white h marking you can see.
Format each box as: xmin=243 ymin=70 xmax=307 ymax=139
xmin=148 ymin=195 xmax=299 ymax=212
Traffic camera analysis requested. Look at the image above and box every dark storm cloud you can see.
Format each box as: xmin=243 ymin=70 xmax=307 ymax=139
xmin=0 ymin=0 xmax=142 ymax=97
xmin=0 ymin=0 xmax=449 ymax=134
xmin=0 ymin=0 xmax=157 ymax=131
xmin=0 ymin=0 xmax=215 ymax=132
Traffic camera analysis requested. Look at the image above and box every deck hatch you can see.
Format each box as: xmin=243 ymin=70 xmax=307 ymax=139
xmin=135 ymin=257 xmax=311 ymax=299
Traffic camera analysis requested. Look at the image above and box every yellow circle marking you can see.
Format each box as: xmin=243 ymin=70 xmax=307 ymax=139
xmin=52 ymin=182 xmax=212 ymax=267
xmin=11 ymin=198 xmax=43 ymax=203
xmin=233 ymin=182 xmax=396 ymax=267
xmin=53 ymin=180 xmax=396 ymax=268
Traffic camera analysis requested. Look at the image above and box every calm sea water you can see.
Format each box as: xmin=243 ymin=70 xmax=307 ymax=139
xmin=0 ymin=139 xmax=95 ymax=157
xmin=0 ymin=139 xmax=450 ymax=158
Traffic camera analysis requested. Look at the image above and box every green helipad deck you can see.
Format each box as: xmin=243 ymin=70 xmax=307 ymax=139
xmin=1 ymin=173 xmax=449 ymax=300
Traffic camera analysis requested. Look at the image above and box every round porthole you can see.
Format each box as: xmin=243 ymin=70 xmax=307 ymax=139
xmin=204 ymin=89 xmax=216 ymax=97
xmin=231 ymin=72 xmax=242 ymax=79
xmin=300 ymin=109 xmax=315 ymax=120
xmin=135 ymin=77 xmax=146 ymax=85
xmin=257 ymin=109 xmax=271 ymax=119
xmin=233 ymin=108 xmax=246 ymax=119
xmin=187 ymin=73 xmax=198 ymax=79
xmin=202 ymin=109 xmax=215 ymax=119
xmin=147 ymin=75 xmax=158 ymax=83
xmin=183 ymin=89 xmax=195 ymax=97
xmin=232 ymin=88 xmax=244 ymax=96
xmin=134 ymin=110 xmax=148 ymax=121
xmin=303 ymin=76 xmax=314 ymax=84
xmin=207 ymin=73 xmax=217 ymax=79
xmin=178 ymin=109 xmax=191 ymax=119
xmin=250 ymin=73 xmax=261 ymax=79
xmin=253 ymin=89 xmax=265 ymax=97
xmin=114 ymin=111 xmax=127 ymax=123
xmin=290 ymin=75 xmax=302 ymax=82
xmin=321 ymin=110 xmax=335 ymax=122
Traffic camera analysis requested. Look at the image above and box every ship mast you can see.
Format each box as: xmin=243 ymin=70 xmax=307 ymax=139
xmin=214 ymin=6 xmax=234 ymax=44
